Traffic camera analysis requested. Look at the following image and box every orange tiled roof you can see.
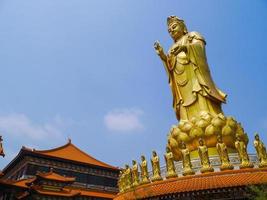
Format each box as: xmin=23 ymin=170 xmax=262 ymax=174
xmin=36 ymin=170 xmax=75 ymax=182
xmin=1 ymin=178 xmax=116 ymax=199
xmin=29 ymin=140 xmax=117 ymax=170
xmin=33 ymin=187 xmax=116 ymax=198
xmin=114 ymin=168 xmax=267 ymax=200
xmin=12 ymin=178 xmax=36 ymax=188
xmin=79 ymin=189 xmax=116 ymax=199
xmin=34 ymin=188 xmax=80 ymax=197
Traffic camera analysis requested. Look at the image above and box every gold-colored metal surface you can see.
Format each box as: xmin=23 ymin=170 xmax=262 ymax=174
xmin=235 ymin=136 xmax=254 ymax=169
xmin=131 ymin=160 xmax=140 ymax=187
xmin=140 ymin=155 xmax=150 ymax=184
xmin=124 ymin=164 xmax=133 ymax=190
xmin=154 ymin=16 xmax=226 ymax=121
xmin=118 ymin=170 xmax=124 ymax=193
xmin=0 ymin=136 xmax=4 ymax=157
xmin=154 ymin=16 xmax=252 ymax=161
xmin=180 ymin=142 xmax=195 ymax=176
xmin=216 ymin=135 xmax=234 ymax=170
xmin=151 ymin=151 xmax=163 ymax=182
xmin=167 ymin=113 xmax=245 ymax=160
xmin=254 ymin=133 xmax=267 ymax=168
xmin=164 ymin=147 xmax=178 ymax=179
xmin=198 ymin=138 xmax=214 ymax=173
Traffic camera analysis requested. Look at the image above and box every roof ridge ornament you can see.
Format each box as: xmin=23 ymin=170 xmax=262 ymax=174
xmin=0 ymin=135 xmax=5 ymax=157
xmin=68 ymin=138 xmax=72 ymax=144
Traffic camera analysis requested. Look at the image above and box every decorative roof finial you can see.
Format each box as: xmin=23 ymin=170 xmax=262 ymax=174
xmin=0 ymin=135 xmax=5 ymax=157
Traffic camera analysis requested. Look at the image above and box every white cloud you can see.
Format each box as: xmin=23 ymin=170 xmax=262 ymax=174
xmin=0 ymin=113 xmax=64 ymax=141
xmin=104 ymin=108 xmax=144 ymax=132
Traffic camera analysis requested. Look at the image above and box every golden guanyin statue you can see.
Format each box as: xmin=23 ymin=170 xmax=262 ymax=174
xmin=254 ymin=133 xmax=267 ymax=168
xmin=198 ymin=138 xmax=214 ymax=173
xmin=151 ymin=151 xmax=163 ymax=181
xmin=154 ymin=15 xmax=226 ymax=121
xmin=131 ymin=160 xmax=140 ymax=187
xmin=140 ymin=155 xmax=150 ymax=184
xmin=0 ymin=136 xmax=4 ymax=157
xmin=216 ymin=135 xmax=234 ymax=170
xmin=155 ymin=16 xmax=249 ymax=160
xmin=164 ymin=147 xmax=177 ymax=178
xmin=181 ymin=142 xmax=195 ymax=176
xmin=235 ymin=136 xmax=254 ymax=169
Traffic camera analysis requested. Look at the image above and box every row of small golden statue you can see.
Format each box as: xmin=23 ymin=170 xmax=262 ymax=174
xmin=118 ymin=133 xmax=267 ymax=193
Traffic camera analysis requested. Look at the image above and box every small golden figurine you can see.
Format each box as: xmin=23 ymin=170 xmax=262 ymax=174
xmin=216 ymin=135 xmax=234 ymax=171
xmin=198 ymin=138 xmax=214 ymax=173
xmin=140 ymin=155 xmax=150 ymax=184
xmin=118 ymin=170 xmax=125 ymax=193
xmin=131 ymin=160 xmax=140 ymax=187
xmin=164 ymin=147 xmax=178 ymax=179
xmin=0 ymin=136 xmax=5 ymax=157
xmin=181 ymin=142 xmax=195 ymax=176
xmin=151 ymin=151 xmax=163 ymax=181
xmin=235 ymin=136 xmax=254 ymax=169
xmin=124 ymin=164 xmax=133 ymax=190
xmin=154 ymin=16 xmax=226 ymax=121
xmin=254 ymin=133 xmax=267 ymax=168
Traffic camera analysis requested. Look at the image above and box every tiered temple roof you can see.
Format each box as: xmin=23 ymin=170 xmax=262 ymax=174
xmin=3 ymin=139 xmax=117 ymax=174
xmin=0 ymin=140 xmax=119 ymax=199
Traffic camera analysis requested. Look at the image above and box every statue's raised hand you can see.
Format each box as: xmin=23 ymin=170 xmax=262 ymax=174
xmin=154 ymin=41 xmax=166 ymax=61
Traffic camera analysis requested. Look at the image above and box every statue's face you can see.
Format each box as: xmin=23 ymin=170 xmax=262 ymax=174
xmin=141 ymin=156 xmax=145 ymax=161
xmin=166 ymin=147 xmax=170 ymax=153
xmin=255 ymin=135 xmax=259 ymax=140
xmin=168 ymin=22 xmax=184 ymax=41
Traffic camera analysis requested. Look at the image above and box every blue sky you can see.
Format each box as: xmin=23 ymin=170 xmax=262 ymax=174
xmin=0 ymin=0 xmax=267 ymax=169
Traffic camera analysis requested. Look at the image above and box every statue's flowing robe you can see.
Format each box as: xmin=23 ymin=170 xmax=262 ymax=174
xmin=216 ymin=142 xmax=229 ymax=164
xmin=165 ymin=32 xmax=226 ymax=120
xmin=182 ymin=148 xmax=192 ymax=168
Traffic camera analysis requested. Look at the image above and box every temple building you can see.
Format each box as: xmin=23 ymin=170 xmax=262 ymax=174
xmin=0 ymin=139 xmax=120 ymax=199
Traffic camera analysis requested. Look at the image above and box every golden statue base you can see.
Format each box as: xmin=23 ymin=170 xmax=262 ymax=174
xmin=240 ymin=162 xmax=254 ymax=169
xmin=167 ymin=113 xmax=247 ymax=161
xmin=140 ymin=179 xmax=150 ymax=185
xmin=220 ymin=163 xmax=234 ymax=171
xmin=182 ymin=168 xmax=195 ymax=176
xmin=258 ymin=161 xmax=267 ymax=168
xmin=151 ymin=176 xmax=163 ymax=182
xmin=200 ymin=166 xmax=214 ymax=174
xmin=132 ymin=181 xmax=139 ymax=187
xmin=166 ymin=173 xmax=178 ymax=179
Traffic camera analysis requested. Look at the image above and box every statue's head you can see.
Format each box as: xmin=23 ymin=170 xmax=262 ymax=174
xmin=167 ymin=16 xmax=188 ymax=41
xmin=125 ymin=164 xmax=129 ymax=169
xmin=132 ymin=160 xmax=136 ymax=165
xmin=166 ymin=146 xmax=170 ymax=153
xmin=181 ymin=142 xmax=186 ymax=149
xmin=255 ymin=133 xmax=259 ymax=140
xmin=141 ymin=155 xmax=145 ymax=161
xmin=199 ymin=138 xmax=204 ymax=146
xmin=217 ymin=135 xmax=222 ymax=143
xmin=152 ymin=150 xmax=157 ymax=157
